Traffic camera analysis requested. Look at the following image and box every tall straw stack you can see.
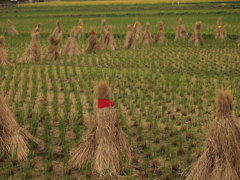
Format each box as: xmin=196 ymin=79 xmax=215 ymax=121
xmin=154 ymin=21 xmax=167 ymax=43
xmin=215 ymin=17 xmax=226 ymax=40
xmin=124 ymin=25 xmax=135 ymax=49
xmin=103 ymin=26 xmax=117 ymax=51
xmin=74 ymin=19 xmax=84 ymax=39
xmin=141 ymin=22 xmax=153 ymax=46
xmin=174 ymin=18 xmax=187 ymax=41
xmin=0 ymin=96 xmax=39 ymax=161
xmin=186 ymin=90 xmax=240 ymax=180
xmin=189 ymin=21 xmax=203 ymax=46
xmin=133 ymin=18 xmax=142 ymax=40
xmin=87 ymin=28 xmax=102 ymax=53
xmin=7 ymin=20 xmax=19 ymax=35
xmin=101 ymin=19 xmax=108 ymax=39
xmin=18 ymin=24 xmax=41 ymax=62
xmin=63 ymin=29 xmax=80 ymax=56
xmin=70 ymin=81 xmax=131 ymax=178
xmin=46 ymin=21 xmax=62 ymax=60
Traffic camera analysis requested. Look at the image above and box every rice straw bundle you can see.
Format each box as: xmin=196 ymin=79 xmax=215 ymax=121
xmin=189 ymin=21 xmax=203 ymax=46
xmin=0 ymin=36 xmax=11 ymax=66
xmin=154 ymin=21 xmax=167 ymax=43
xmin=103 ymin=26 xmax=116 ymax=51
xmin=18 ymin=25 xmax=41 ymax=62
xmin=63 ymin=29 xmax=80 ymax=56
xmin=46 ymin=21 xmax=62 ymax=60
xmin=0 ymin=96 xmax=39 ymax=161
xmin=186 ymin=90 xmax=240 ymax=180
xmin=174 ymin=18 xmax=187 ymax=41
xmin=124 ymin=25 xmax=135 ymax=49
xmin=74 ymin=19 xmax=84 ymax=39
xmin=101 ymin=19 xmax=108 ymax=39
xmin=7 ymin=20 xmax=19 ymax=35
xmin=141 ymin=22 xmax=153 ymax=46
xmin=87 ymin=28 xmax=102 ymax=53
xmin=215 ymin=17 xmax=226 ymax=40
xmin=133 ymin=19 xmax=142 ymax=40
xmin=70 ymin=81 xmax=131 ymax=178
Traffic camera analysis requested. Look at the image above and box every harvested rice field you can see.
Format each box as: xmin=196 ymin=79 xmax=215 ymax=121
xmin=0 ymin=1 xmax=240 ymax=179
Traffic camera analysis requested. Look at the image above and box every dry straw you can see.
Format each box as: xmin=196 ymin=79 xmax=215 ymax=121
xmin=74 ymin=19 xmax=84 ymax=39
xmin=0 ymin=36 xmax=11 ymax=66
xmin=124 ymin=25 xmax=135 ymax=48
xmin=87 ymin=28 xmax=103 ymax=53
xmin=215 ymin=17 xmax=226 ymax=40
xmin=0 ymin=96 xmax=40 ymax=161
xmin=70 ymin=81 xmax=131 ymax=178
xmin=141 ymin=22 xmax=153 ymax=46
xmin=189 ymin=21 xmax=203 ymax=46
xmin=186 ymin=90 xmax=240 ymax=180
xmin=46 ymin=21 xmax=62 ymax=60
xmin=133 ymin=19 xmax=142 ymax=40
xmin=174 ymin=17 xmax=187 ymax=41
xmin=103 ymin=26 xmax=117 ymax=51
xmin=63 ymin=29 xmax=80 ymax=56
xmin=101 ymin=19 xmax=108 ymax=39
xmin=7 ymin=19 xmax=19 ymax=35
xmin=154 ymin=21 xmax=167 ymax=43
xmin=18 ymin=24 xmax=41 ymax=62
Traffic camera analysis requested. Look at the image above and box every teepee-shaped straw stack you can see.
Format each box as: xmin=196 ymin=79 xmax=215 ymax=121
xmin=7 ymin=19 xmax=19 ymax=35
xmin=124 ymin=25 xmax=135 ymax=49
xmin=18 ymin=24 xmax=41 ymax=62
xmin=46 ymin=21 xmax=62 ymax=60
xmin=133 ymin=18 xmax=142 ymax=40
xmin=69 ymin=81 xmax=131 ymax=178
xmin=101 ymin=19 xmax=108 ymax=39
xmin=87 ymin=28 xmax=102 ymax=53
xmin=63 ymin=28 xmax=80 ymax=56
xmin=0 ymin=36 xmax=11 ymax=66
xmin=141 ymin=22 xmax=153 ymax=46
xmin=0 ymin=96 xmax=39 ymax=161
xmin=154 ymin=21 xmax=167 ymax=43
xmin=174 ymin=18 xmax=187 ymax=41
xmin=74 ymin=19 xmax=84 ymax=39
xmin=189 ymin=21 xmax=203 ymax=46
xmin=215 ymin=17 xmax=226 ymax=40
xmin=186 ymin=90 xmax=240 ymax=180
xmin=103 ymin=26 xmax=117 ymax=51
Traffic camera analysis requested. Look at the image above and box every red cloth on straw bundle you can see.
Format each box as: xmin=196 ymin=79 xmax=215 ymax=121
xmin=159 ymin=27 xmax=164 ymax=31
xmin=90 ymin=31 xmax=96 ymax=35
xmin=98 ymin=99 xmax=114 ymax=109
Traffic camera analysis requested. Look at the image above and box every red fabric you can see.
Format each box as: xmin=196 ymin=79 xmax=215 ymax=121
xmin=90 ymin=31 xmax=96 ymax=35
xmin=159 ymin=28 xmax=164 ymax=31
xmin=98 ymin=99 xmax=114 ymax=109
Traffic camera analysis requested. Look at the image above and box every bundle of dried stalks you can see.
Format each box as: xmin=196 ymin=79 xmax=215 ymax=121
xmin=174 ymin=18 xmax=187 ymax=41
xmin=124 ymin=25 xmax=135 ymax=49
xmin=154 ymin=21 xmax=167 ymax=43
xmin=46 ymin=21 xmax=62 ymax=60
xmin=189 ymin=21 xmax=203 ymax=46
xmin=186 ymin=90 xmax=240 ymax=180
xmin=141 ymin=22 xmax=153 ymax=46
xmin=133 ymin=19 xmax=142 ymax=40
xmin=70 ymin=81 xmax=131 ymax=178
xmin=0 ymin=36 xmax=11 ymax=66
xmin=63 ymin=29 xmax=80 ymax=56
xmin=87 ymin=28 xmax=103 ymax=53
xmin=101 ymin=19 xmax=108 ymax=39
xmin=215 ymin=17 xmax=226 ymax=40
xmin=0 ymin=96 xmax=40 ymax=161
xmin=18 ymin=25 xmax=41 ymax=62
xmin=103 ymin=26 xmax=116 ymax=51
xmin=73 ymin=19 xmax=84 ymax=39
xmin=7 ymin=19 xmax=19 ymax=35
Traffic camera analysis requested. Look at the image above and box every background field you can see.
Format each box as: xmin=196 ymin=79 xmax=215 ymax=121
xmin=0 ymin=1 xmax=240 ymax=179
